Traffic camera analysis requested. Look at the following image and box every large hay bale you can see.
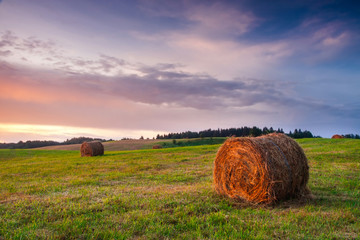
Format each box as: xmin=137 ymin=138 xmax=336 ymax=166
xmin=80 ymin=141 xmax=104 ymax=157
xmin=331 ymin=134 xmax=343 ymax=139
xmin=214 ymin=133 xmax=310 ymax=204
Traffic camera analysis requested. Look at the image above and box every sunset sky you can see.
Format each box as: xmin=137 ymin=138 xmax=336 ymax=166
xmin=0 ymin=0 xmax=359 ymax=142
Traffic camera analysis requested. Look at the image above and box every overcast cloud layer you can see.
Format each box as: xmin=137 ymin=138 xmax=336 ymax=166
xmin=0 ymin=0 xmax=359 ymax=141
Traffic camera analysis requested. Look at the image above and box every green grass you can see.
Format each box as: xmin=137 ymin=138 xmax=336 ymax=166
xmin=158 ymin=137 xmax=227 ymax=148
xmin=34 ymin=139 xmax=174 ymax=151
xmin=0 ymin=139 xmax=359 ymax=239
xmin=35 ymin=137 xmax=226 ymax=151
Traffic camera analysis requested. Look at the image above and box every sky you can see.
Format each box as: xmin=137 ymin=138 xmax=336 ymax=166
xmin=0 ymin=0 xmax=359 ymax=142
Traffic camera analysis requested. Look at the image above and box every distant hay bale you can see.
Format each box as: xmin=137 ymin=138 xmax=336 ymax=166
xmin=152 ymin=145 xmax=162 ymax=149
xmin=214 ymin=133 xmax=310 ymax=204
xmin=80 ymin=141 xmax=104 ymax=157
xmin=331 ymin=134 xmax=344 ymax=139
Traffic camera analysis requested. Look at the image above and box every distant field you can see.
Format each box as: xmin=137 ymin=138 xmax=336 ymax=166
xmin=35 ymin=138 xmax=227 ymax=151
xmin=35 ymin=139 xmax=171 ymax=151
xmin=0 ymin=138 xmax=359 ymax=239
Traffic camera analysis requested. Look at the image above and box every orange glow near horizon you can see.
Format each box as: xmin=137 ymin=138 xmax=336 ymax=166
xmin=0 ymin=123 xmax=159 ymax=142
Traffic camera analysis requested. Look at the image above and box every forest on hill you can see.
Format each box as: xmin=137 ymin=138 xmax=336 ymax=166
xmin=156 ymin=126 xmax=315 ymax=139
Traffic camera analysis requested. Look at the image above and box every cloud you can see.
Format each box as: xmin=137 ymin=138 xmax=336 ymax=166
xmin=283 ymin=17 xmax=356 ymax=64
xmin=0 ymin=31 xmax=135 ymax=76
xmin=1 ymin=55 xmax=357 ymax=123
xmin=0 ymin=38 xmax=358 ymax=140
xmin=20 ymin=37 xmax=56 ymax=53
xmin=184 ymin=2 xmax=256 ymax=37
xmin=133 ymin=1 xmax=267 ymax=79
xmin=131 ymin=3 xmax=358 ymax=80
xmin=0 ymin=2 xmax=359 ymax=141
xmin=139 ymin=1 xmax=256 ymax=37
xmin=0 ymin=27 xmax=356 ymax=114
xmin=0 ymin=31 xmax=17 ymax=46
xmin=0 ymin=50 xmax=11 ymax=56
xmin=1 ymin=26 xmax=356 ymax=119
xmin=0 ymin=31 xmax=57 ymax=53
xmin=0 ymin=59 xmax=280 ymax=109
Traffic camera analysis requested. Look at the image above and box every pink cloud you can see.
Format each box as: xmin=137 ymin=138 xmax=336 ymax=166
xmin=321 ymin=32 xmax=349 ymax=47
xmin=185 ymin=2 xmax=256 ymax=37
xmin=165 ymin=33 xmax=292 ymax=78
xmin=0 ymin=58 xmax=298 ymax=133
xmin=290 ymin=18 xmax=355 ymax=63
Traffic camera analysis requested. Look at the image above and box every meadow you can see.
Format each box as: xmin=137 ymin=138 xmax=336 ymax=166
xmin=0 ymin=138 xmax=359 ymax=239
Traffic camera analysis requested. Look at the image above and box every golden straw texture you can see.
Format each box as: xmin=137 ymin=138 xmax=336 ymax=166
xmin=80 ymin=141 xmax=104 ymax=157
xmin=331 ymin=134 xmax=343 ymax=139
xmin=214 ymin=133 xmax=310 ymax=204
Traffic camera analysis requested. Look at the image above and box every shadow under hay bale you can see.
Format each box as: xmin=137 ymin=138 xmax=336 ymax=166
xmin=331 ymin=134 xmax=344 ymax=139
xmin=214 ymin=133 xmax=310 ymax=205
xmin=80 ymin=141 xmax=104 ymax=157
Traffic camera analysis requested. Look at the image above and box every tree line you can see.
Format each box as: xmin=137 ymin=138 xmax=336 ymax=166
xmin=0 ymin=137 xmax=106 ymax=149
xmin=156 ymin=126 xmax=316 ymax=139
xmin=340 ymin=134 xmax=360 ymax=139
xmin=1 ymin=128 xmax=358 ymax=149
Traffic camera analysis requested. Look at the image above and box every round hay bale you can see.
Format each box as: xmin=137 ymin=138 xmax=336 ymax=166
xmin=214 ymin=133 xmax=310 ymax=204
xmin=80 ymin=141 xmax=104 ymax=157
xmin=331 ymin=134 xmax=343 ymax=139
xmin=152 ymin=145 xmax=162 ymax=149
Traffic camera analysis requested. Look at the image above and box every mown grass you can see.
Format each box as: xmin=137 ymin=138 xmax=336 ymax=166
xmin=158 ymin=137 xmax=227 ymax=148
xmin=34 ymin=139 xmax=174 ymax=151
xmin=0 ymin=138 xmax=359 ymax=239
xmin=36 ymin=138 xmax=225 ymax=151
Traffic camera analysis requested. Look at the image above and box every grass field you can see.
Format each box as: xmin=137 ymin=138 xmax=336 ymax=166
xmin=34 ymin=139 xmax=172 ymax=151
xmin=0 ymin=138 xmax=359 ymax=239
xmin=35 ymin=138 xmax=226 ymax=151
